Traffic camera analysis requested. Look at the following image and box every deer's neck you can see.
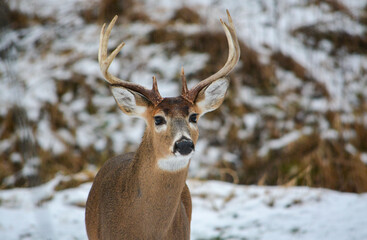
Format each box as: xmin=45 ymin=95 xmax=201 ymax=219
xmin=129 ymin=132 xmax=188 ymax=221
xmin=128 ymin=133 xmax=188 ymax=234
xmin=134 ymin=133 xmax=188 ymax=196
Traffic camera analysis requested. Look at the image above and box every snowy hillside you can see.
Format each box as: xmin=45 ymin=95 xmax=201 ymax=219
xmin=1 ymin=0 xmax=367 ymax=192
xmin=1 ymin=0 xmax=367 ymax=191
xmin=1 ymin=176 xmax=367 ymax=240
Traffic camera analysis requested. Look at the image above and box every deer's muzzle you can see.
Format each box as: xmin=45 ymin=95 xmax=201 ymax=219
xmin=174 ymin=137 xmax=195 ymax=156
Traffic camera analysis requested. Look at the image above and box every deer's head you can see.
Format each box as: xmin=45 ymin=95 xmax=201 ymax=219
xmin=99 ymin=11 xmax=240 ymax=172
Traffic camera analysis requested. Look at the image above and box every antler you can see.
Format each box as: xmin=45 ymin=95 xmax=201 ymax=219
xmin=181 ymin=10 xmax=240 ymax=102
xmin=99 ymin=16 xmax=163 ymax=106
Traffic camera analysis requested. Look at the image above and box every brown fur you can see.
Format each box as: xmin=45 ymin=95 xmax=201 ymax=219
xmin=85 ymin=133 xmax=192 ymax=239
xmin=85 ymin=90 xmax=228 ymax=239
xmin=85 ymin=98 xmax=196 ymax=240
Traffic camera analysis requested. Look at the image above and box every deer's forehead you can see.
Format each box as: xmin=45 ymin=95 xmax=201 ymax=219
xmin=154 ymin=97 xmax=193 ymax=116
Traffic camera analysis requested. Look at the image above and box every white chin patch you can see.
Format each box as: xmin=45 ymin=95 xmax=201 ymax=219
xmin=157 ymin=152 xmax=193 ymax=172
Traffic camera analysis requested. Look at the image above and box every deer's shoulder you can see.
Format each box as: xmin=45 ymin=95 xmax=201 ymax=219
xmin=92 ymin=152 xmax=136 ymax=190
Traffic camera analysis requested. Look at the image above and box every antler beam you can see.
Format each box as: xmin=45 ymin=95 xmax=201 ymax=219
xmin=182 ymin=10 xmax=240 ymax=102
xmin=98 ymin=16 xmax=163 ymax=106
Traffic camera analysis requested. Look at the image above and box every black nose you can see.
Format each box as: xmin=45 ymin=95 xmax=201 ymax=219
xmin=174 ymin=138 xmax=195 ymax=155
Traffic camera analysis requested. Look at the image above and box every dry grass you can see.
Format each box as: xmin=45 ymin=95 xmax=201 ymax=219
xmin=2 ymin=0 xmax=56 ymax=30
xmin=170 ymin=7 xmax=201 ymax=24
xmin=81 ymin=0 xmax=149 ymax=23
xmin=0 ymin=107 xmax=25 ymax=187
xmin=147 ymin=24 xmax=276 ymax=95
xmin=240 ymin=133 xmax=367 ymax=193
xmin=310 ymin=0 xmax=353 ymax=18
xmin=184 ymin=30 xmax=277 ymax=94
xmin=188 ymin=31 xmax=229 ymax=79
xmin=3 ymin=4 xmax=367 ymax=193
xmin=54 ymin=176 xmax=92 ymax=191
xmin=126 ymin=11 xmax=151 ymax=23
xmin=271 ymin=51 xmax=330 ymax=98
xmin=271 ymin=51 xmax=309 ymax=81
xmin=147 ymin=28 xmax=184 ymax=45
xmin=0 ymin=71 xmax=113 ymax=188
xmin=360 ymin=5 xmax=367 ymax=26
xmin=351 ymin=123 xmax=367 ymax=152
xmin=144 ymin=12 xmax=357 ymax=191
xmin=238 ymin=43 xmax=276 ymax=94
xmin=308 ymin=138 xmax=367 ymax=193
xmin=98 ymin=0 xmax=134 ymax=22
xmin=0 ymin=0 xmax=10 ymax=28
xmin=292 ymin=25 xmax=367 ymax=55
xmin=9 ymin=11 xmax=54 ymax=29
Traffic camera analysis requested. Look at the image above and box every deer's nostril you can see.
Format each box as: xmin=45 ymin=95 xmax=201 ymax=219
xmin=174 ymin=138 xmax=194 ymax=155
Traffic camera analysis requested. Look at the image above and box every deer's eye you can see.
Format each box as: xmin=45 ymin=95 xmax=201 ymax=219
xmin=189 ymin=113 xmax=198 ymax=123
xmin=154 ymin=116 xmax=166 ymax=126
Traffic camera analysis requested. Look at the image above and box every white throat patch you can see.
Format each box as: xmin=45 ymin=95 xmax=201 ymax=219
xmin=157 ymin=153 xmax=193 ymax=172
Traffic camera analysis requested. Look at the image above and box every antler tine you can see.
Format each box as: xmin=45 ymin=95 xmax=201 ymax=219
xmin=151 ymin=76 xmax=163 ymax=103
xmin=186 ymin=10 xmax=240 ymax=102
xmin=98 ymin=16 xmax=163 ymax=106
xmin=181 ymin=67 xmax=189 ymax=97
xmin=99 ymin=16 xmax=122 ymax=85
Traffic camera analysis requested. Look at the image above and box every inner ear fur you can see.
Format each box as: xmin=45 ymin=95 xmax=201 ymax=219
xmin=111 ymin=86 xmax=151 ymax=117
xmin=194 ymin=78 xmax=229 ymax=115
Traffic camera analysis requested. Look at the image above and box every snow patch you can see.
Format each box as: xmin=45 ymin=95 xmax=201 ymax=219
xmin=1 ymin=178 xmax=367 ymax=240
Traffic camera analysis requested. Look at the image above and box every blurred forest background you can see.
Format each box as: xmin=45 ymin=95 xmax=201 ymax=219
xmin=1 ymin=0 xmax=367 ymax=193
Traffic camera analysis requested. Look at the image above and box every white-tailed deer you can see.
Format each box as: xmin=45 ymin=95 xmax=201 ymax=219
xmin=85 ymin=10 xmax=240 ymax=239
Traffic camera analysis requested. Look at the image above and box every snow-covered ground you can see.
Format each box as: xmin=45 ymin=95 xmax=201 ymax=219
xmin=0 ymin=176 xmax=366 ymax=240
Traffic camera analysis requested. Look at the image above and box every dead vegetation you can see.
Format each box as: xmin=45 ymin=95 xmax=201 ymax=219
xmin=54 ymin=174 xmax=94 ymax=191
xmin=238 ymin=43 xmax=276 ymax=94
xmin=146 ymin=23 xmax=276 ymax=94
xmin=240 ymin=134 xmax=367 ymax=193
xmin=98 ymin=0 xmax=134 ymax=22
xmin=0 ymin=0 xmax=10 ymax=28
xmin=292 ymin=25 xmax=367 ymax=55
xmin=2 ymin=3 xmax=367 ymax=193
xmin=4 ymin=5 xmax=56 ymax=29
xmin=170 ymin=7 xmax=201 ymax=24
xmin=81 ymin=0 xmax=150 ymax=23
xmin=271 ymin=51 xmax=329 ymax=98
xmin=310 ymin=0 xmax=354 ymax=18
xmin=360 ymin=5 xmax=367 ymax=26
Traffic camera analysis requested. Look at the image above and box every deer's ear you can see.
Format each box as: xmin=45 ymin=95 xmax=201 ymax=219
xmin=111 ymin=86 xmax=150 ymax=117
xmin=194 ymin=78 xmax=229 ymax=115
